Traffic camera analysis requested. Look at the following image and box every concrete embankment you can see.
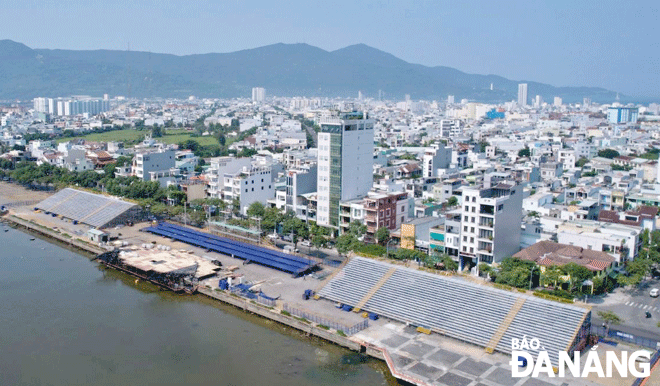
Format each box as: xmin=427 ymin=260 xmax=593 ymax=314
xmin=2 ymin=214 xmax=105 ymax=255
xmin=198 ymin=287 xmax=362 ymax=351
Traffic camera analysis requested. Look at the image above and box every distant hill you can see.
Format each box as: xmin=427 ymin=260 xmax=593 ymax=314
xmin=0 ymin=39 xmax=618 ymax=103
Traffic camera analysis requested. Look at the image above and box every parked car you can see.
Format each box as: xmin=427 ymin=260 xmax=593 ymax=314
xmin=282 ymin=234 xmax=294 ymax=242
xmin=650 ymin=288 xmax=659 ymax=297
xmin=300 ymin=240 xmax=312 ymax=247
xmin=267 ymin=233 xmax=278 ymax=240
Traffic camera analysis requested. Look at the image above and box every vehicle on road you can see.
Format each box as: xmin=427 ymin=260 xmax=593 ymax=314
xmin=282 ymin=235 xmax=293 ymax=242
xmin=283 ymin=245 xmax=299 ymax=254
xmin=267 ymin=233 xmax=278 ymax=240
xmin=650 ymin=288 xmax=659 ymax=297
xmin=300 ymin=240 xmax=311 ymax=247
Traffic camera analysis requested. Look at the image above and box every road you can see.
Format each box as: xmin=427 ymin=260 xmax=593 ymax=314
xmin=299 ymin=120 xmax=318 ymax=147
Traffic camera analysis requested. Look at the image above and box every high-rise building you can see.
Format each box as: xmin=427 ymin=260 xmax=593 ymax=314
xmin=534 ymin=95 xmax=543 ymax=108
xmin=553 ymin=97 xmax=562 ymax=107
xmin=517 ymin=84 xmax=528 ymax=106
xmin=316 ymin=112 xmax=374 ymax=229
xmin=33 ymin=97 xmax=48 ymax=113
xmin=607 ymin=107 xmax=639 ymax=124
xmin=251 ymin=87 xmax=266 ymax=102
xmin=447 ymin=95 xmax=455 ymax=105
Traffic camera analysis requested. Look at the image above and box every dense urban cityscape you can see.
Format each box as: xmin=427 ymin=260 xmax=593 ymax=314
xmin=2 ymin=2 xmax=660 ymax=386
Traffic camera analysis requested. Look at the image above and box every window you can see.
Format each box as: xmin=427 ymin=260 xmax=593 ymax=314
xmin=470 ymin=237 xmax=474 ymax=243
xmin=464 ymin=226 xmax=468 ymax=232
xmin=470 ymin=227 xmax=474 ymax=233
xmin=463 ymin=236 xmax=467 ymax=242
xmin=471 ymin=217 xmax=475 ymax=223
xmin=472 ymin=197 xmax=476 ymax=202
xmin=251 ymin=188 xmax=254 ymax=191
xmin=471 ymin=207 xmax=475 ymax=213
xmin=470 ymin=247 xmax=474 ymax=253
xmin=464 ymin=216 xmax=468 ymax=221
xmin=245 ymin=189 xmax=248 ymax=192
xmin=465 ymin=206 xmax=469 ymax=211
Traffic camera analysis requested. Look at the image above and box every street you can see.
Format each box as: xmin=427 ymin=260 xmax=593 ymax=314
xmin=589 ymin=278 xmax=660 ymax=339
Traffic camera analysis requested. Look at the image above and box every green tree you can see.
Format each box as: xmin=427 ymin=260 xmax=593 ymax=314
xmin=151 ymin=124 xmax=164 ymax=138
xmin=246 ymin=201 xmax=265 ymax=218
xmin=375 ymin=227 xmax=390 ymax=245
xmin=517 ymin=147 xmax=531 ymax=158
xmin=597 ymin=148 xmax=620 ymax=159
xmin=576 ymin=157 xmax=589 ymax=168
xmin=447 ymin=196 xmax=458 ymax=207
xmin=542 ymin=265 xmax=563 ymax=287
xmin=597 ymin=310 xmax=623 ymax=325
xmin=561 ymin=263 xmax=594 ymax=293
xmin=347 ymin=221 xmax=367 ymax=238
xmin=336 ymin=234 xmax=359 ymax=256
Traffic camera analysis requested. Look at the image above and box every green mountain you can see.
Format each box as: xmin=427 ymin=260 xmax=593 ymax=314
xmin=0 ymin=39 xmax=617 ymax=102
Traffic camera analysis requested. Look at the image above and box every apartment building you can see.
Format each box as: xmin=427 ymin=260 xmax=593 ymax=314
xmin=132 ymin=149 xmax=176 ymax=182
xmin=317 ymin=112 xmax=374 ymax=229
xmin=459 ymin=183 xmax=523 ymax=268
xmin=223 ymin=166 xmax=274 ymax=215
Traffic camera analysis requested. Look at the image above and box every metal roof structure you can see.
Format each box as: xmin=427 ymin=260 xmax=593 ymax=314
xmin=143 ymin=222 xmax=316 ymax=275
xmin=318 ymin=256 xmax=591 ymax=366
xmin=35 ymin=188 xmax=139 ymax=228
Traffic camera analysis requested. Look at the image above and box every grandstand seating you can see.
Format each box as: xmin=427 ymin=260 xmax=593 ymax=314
xmin=318 ymin=256 xmax=589 ymax=364
xmin=35 ymin=188 xmax=138 ymax=228
xmin=143 ymin=222 xmax=316 ymax=275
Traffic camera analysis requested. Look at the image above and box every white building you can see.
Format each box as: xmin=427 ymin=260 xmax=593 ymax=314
xmin=132 ymin=149 xmax=176 ymax=182
xmin=556 ymin=221 xmax=641 ymax=262
xmin=459 ymin=183 xmax=523 ymax=268
xmin=518 ymin=83 xmax=528 ymax=106
xmin=206 ymin=157 xmax=253 ymax=199
xmin=422 ymin=144 xmax=452 ymax=177
xmin=223 ymin=166 xmax=274 ymax=215
xmin=252 ymin=87 xmax=266 ymax=103
xmin=553 ymin=97 xmax=563 ymax=107
xmin=317 ymin=112 xmax=374 ymax=229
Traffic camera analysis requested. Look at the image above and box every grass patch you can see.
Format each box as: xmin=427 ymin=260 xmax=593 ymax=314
xmin=57 ymin=128 xmax=219 ymax=147
xmin=294 ymin=316 xmax=310 ymax=324
xmin=337 ymin=330 xmax=347 ymax=337
xmin=280 ymin=310 xmax=291 ymax=317
xmin=317 ymin=324 xmax=329 ymax=330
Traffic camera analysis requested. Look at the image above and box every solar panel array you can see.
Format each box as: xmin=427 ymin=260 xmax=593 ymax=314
xmin=36 ymin=188 xmax=139 ymax=228
xmin=318 ymin=256 xmax=589 ymax=363
xmin=143 ymin=222 xmax=316 ymax=275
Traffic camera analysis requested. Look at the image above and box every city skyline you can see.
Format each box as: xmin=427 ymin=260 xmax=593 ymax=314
xmin=1 ymin=1 xmax=659 ymax=98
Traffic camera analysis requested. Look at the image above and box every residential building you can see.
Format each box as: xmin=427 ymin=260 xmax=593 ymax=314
xmin=316 ymin=112 xmax=374 ymax=229
xmin=132 ymin=149 xmax=176 ymax=182
xmin=607 ymin=107 xmax=639 ymax=124
xmin=459 ymin=183 xmax=523 ymax=268
xmin=518 ymin=83 xmax=528 ymax=106
xmin=252 ymin=87 xmax=266 ymax=103
xmin=422 ymin=144 xmax=452 ymax=177
xmin=556 ymin=221 xmax=641 ymax=262
xmin=514 ymin=241 xmax=615 ymax=273
xmin=206 ymin=157 xmax=253 ymax=199
xmin=223 ymin=165 xmax=274 ymax=215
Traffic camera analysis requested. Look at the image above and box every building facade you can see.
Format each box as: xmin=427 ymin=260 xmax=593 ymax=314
xmin=317 ymin=112 xmax=374 ymax=229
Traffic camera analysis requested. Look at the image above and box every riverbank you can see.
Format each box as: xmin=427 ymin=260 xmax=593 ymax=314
xmin=1 ymin=211 xmax=404 ymax=383
xmin=3 ymin=214 xmax=106 ymax=255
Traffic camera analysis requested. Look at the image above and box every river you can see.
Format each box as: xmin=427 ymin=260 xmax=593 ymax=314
xmin=0 ymin=226 xmax=394 ymax=386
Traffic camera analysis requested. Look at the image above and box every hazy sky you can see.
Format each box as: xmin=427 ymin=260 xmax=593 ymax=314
xmin=2 ymin=0 xmax=659 ymax=98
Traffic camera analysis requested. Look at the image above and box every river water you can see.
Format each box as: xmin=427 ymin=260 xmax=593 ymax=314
xmin=0 ymin=227 xmax=394 ymax=386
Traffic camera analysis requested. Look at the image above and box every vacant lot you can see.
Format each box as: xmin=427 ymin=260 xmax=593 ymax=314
xmin=58 ymin=128 xmax=219 ymax=147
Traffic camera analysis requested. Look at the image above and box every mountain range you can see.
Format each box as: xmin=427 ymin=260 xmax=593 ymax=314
xmin=0 ymin=39 xmax=618 ymax=103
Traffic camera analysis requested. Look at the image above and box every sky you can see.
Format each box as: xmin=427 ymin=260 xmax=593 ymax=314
xmin=1 ymin=0 xmax=659 ymax=98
